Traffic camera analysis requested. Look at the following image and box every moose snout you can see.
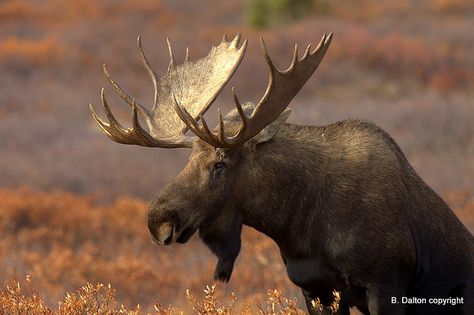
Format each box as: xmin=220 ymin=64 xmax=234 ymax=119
xmin=148 ymin=210 xmax=175 ymax=245
xmin=148 ymin=202 xmax=176 ymax=245
xmin=148 ymin=219 xmax=174 ymax=246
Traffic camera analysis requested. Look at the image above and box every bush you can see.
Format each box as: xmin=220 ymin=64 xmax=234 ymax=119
xmin=0 ymin=277 xmax=342 ymax=314
xmin=245 ymin=0 xmax=320 ymax=28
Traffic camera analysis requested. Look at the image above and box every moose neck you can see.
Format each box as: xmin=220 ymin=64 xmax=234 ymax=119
xmin=238 ymin=124 xmax=330 ymax=257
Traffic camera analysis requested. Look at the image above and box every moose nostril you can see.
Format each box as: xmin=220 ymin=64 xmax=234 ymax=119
xmin=149 ymin=222 xmax=174 ymax=245
xmin=158 ymin=223 xmax=173 ymax=242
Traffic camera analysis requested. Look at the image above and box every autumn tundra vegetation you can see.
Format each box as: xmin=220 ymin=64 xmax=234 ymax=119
xmin=1 ymin=0 xmax=474 ymax=314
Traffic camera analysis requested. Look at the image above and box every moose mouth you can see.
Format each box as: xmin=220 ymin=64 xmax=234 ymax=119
xmin=176 ymin=226 xmax=198 ymax=243
xmin=152 ymin=223 xmax=197 ymax=246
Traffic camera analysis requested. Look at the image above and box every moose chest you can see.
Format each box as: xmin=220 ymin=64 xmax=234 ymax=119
xmin=284 ymin=256 xmax=342 ymax=293
xmin=284 ymin=255 xmax=368 ymax=307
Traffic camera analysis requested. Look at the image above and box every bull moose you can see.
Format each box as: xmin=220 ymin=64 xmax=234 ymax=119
xmin=90 ymin=34 xmax=474 ymax=314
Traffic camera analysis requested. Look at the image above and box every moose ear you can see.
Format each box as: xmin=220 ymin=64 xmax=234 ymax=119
xmin=252 ymin=108 xmax=291 ymax=144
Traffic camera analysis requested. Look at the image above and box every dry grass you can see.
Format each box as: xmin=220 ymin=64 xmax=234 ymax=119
xmin=0 ymin=188 xmax=295 ymax=310
xmin=0 ymin=276 xmax=342 ymax=314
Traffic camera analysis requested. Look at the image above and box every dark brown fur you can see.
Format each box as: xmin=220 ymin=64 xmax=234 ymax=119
xmin=148 ymin=119 xmax=474 ymax=315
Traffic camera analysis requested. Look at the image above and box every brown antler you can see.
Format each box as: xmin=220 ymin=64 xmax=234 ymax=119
xmin=173 ymin=33 xmax=333 ymax=148
xmin=90 ymin=34 xmax=248 ymax=148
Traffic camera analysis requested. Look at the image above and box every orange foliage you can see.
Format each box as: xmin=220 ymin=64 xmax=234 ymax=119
xmin=0 ymin=0 xmax=32 ymax=22
xmin=0 ymin=188 xmax=472 ymax=313
xmin=0 ymin=277 xmax=344 ymax=314
xmin=431 ymin=0 xmax=474 ymax=13
xmin=330 ymin=0 xmax=412 ymax=21
xmin=0 ymin=188 xmax=296 ymax=311
xmin=0 ymin=0 xmax=173 ymax=27
xmin=0 ymin=37 xmax=64 ymax=68
xmin=330 ymin=0 xmax=474 ymax=20
xmin=323 ymin=26 xmax=474 ymax=92
xmin=0 ymin=0 xmax=473 ymax=93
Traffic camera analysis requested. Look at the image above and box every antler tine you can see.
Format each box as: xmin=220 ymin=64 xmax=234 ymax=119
xmin=171 ymin=89 xmax=233 ymax=147
xmin=100 ymin=87 xmax=123 ymax=130
xmin=172 ymin=95 xmax=223 ymax=147
xmin=289 ymin=43 xmax=299 ymax=71
xmin=302 ymin=44 xmax=312 ymax=59
xmin=232 ymin=87 xmax=248 ymax=130
xmin=166 ymin=38 xmax=175 ymax=69
xmin=103 ymin=64 xmax=147 ymax=114
xmin=199 ymin=110 xmax=231 ymax=147
xmin=312 ymin=33 xmax=328 ymax=56
xmin=172 ymin=86 xmax=253 ymax=148
xmin=231 ymin=33 xmax=241 ymax=48
xmin=89 ymin=103 xmax=115 ymax=139
xmin=250 ymin=32 xmax=332 ymax=130
xmin=185 ymin=47 xmax=190 ymax=62
xmin=103 ymin=64 xmax=133 ymax=107
xmin=137 ymin=36 xmax=159 ymax=109
xmin=89 ymin=101 xmax=118 ymax=140
xmin=89 ymin=89 xmax=130 ymax=142
xmin=91 ymin=88 xmax=193 ymax=148
xmin=130 ymin=99 xmax=149 ymax=141
xmin=199 ymin=114 xmax=218 ymax=143
xmin=259 ymin=37 xmax=277 ymax=73
xmin=239 ymin=39 xmax=248 ymax=57
xmin=217 ymin=109 xmax=226 ymax=143
xmin=308 ymin=33 xmax=332 ymax=65
xmin=171 ymin=93 xmax=201 ymax=134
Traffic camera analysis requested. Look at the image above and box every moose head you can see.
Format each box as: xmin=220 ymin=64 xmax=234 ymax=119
xmin=90 ymin=33 xmax=332 ymax=281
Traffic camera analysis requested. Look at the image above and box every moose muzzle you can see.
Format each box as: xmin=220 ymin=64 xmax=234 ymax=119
xmin=149 ymin=222 xmax=174 ymax=245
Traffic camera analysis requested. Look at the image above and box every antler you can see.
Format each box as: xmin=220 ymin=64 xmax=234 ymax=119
xmin=173 ymin=33 xmax=333 ymax=148
xmin=90 ymin=34 xmax=248 ymax=148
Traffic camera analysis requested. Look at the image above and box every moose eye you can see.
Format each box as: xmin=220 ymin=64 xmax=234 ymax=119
xmin=213 ymin=162 xmax=225 ymax=171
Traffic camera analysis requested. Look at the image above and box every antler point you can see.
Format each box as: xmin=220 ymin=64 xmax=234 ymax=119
xmin=240 ymin=39 xmax=248 ymax=52
xmin=185 ymin=47 xmax=190 ymax=62
xmin=326 ymin=32 xmax=334 ymax=44
xmin=88 ymin=102 xmax=96 ymax=114
xmin=232 ymin=33 xmax=241 ymax=47
xmin=167 ymin=38 xmax=175 ymax=65
xmin=292 ymin=43 xmax=299 ymax=66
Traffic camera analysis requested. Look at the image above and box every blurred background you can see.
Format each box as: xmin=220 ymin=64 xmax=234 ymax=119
xmin=0 ymin=0 xmax=473 ymax=313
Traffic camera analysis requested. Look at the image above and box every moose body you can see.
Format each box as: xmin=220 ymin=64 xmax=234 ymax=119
xmin=91 ymin=34 xmax=474 ymax=314
xmin=153 ymin=119 xmax=474 ymax=315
